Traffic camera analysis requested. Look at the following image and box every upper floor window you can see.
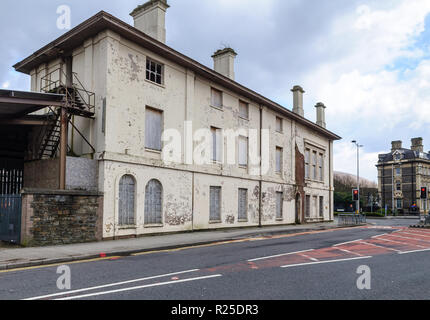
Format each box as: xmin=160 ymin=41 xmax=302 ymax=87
xmin=211 ymin=127 xmax=222 ymax=162
xmin=305 ymin=149 xmax=310 ymax=179
xmin=146 ymin=58 xmax=163 ymax=85
xmin=238 ymin=136 xmax=248 ymax=167
xmin=395 ymin=167 xmax=401 ymax=176
xmin=276 ymin=147 xmax=283 ymax=173
xmin=312 ymin=151 xmax=317 ymax=180
xmin=211 ymin=88 xmax=223 ymax=108
xmin=145 ymin=107 xmax=163 ymax=151
xmin=319 ymin=153 xmax=324 ymax=181
xmin=276 ymin=117 xmax=283 ymax=133
xmin=239 ymin=100 xmax=249 ymax=119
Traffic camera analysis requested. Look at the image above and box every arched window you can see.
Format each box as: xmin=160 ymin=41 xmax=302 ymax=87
xmin=145 ymin=179 xmax=163 ymax=225
xmin=118 ymin=175 xmax=136 ymax=226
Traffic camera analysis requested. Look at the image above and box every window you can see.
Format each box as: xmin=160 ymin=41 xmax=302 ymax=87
xmin=145 ymin=107 xmax=163 ymax=151
xmin=238 ymin=189 xmax=248 ymax=221
xmin=312 ymin=151 xmax=317 ymax=180
xmin=319 ymin=196 xmax=324 ymax=217
xmin=396 ymin=199 xmax=402 ymax=209
xmin=144 ymin=179 xmax=163 ymax=225
xmin=239 ymin=136 xmax=248 ymax=167
xmin=210 ymin=186 xmax=222 ymax=222
xmin=319 ymin=153 xmax=324 ymax=181
xmin=305 ymin=149 xmax=310 ymax=179
xmin=305 ymin=195 xmax=311 ymax=218
xmin=146 ymin=58 xmax=163 ymax=85
xmin=276 ymin=117 xmax=283 ymax=133
xmin=276 ymin=192 xmax=283 ymax=220
xmin=211 ymin=127 xmax=222 ymax=162
xmin=239 ymin=100 xmax=249 ymax=119
xmin=211 ymin=88 xmax=223 ymax=108
xmin=396 ymin=183 xmax=401 ymax=191
xmin=118 ymin=175 xmax=136 ymax=226
xmin=276 ymin=147 xmax=283 ymax=173
xmin=313 ymin=196 xmax=318 ymax=218
xmin=395 ymin=167 xmax=401 ymax=176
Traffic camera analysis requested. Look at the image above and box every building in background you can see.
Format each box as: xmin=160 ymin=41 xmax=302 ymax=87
xmin=377 ymin=138 xmax=430 ymax=215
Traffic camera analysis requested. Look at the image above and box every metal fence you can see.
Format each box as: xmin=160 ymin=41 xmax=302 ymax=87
xmin=0 ymin=195 xmax=22 ymax=243
xmin=337 ymin=214 xmax=367 ymax=226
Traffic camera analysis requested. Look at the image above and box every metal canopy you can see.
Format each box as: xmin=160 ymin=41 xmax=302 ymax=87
xmin=0 ymin=89 xmax=64 ymax=119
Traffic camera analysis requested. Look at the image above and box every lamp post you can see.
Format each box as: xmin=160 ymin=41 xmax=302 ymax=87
xmin=352 ymin=140 xmax=363 ymax=214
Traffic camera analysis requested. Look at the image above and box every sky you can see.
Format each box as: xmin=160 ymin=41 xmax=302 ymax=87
xmin=1 ymin=0 xmax=430 ymax=182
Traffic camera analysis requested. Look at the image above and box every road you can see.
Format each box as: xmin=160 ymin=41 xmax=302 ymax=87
xmin=0 ymin=218 xmax=429 ymax=301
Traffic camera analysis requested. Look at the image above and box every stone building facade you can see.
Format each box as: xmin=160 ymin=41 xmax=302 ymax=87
xmin=377 ymin=138 xmax=430 ymax=214
xmin=14 ymin=0 xmax=341 ymax=240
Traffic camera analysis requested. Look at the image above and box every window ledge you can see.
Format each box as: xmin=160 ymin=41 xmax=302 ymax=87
xmin=119 ymin=225 xmax=137 ymax=230
xmin=145 ymin=148 xmax=162 ymax=154
xmin=144 ymin=224 xmax=164 ymax=228
xmin=209 ymin=220 xmax=222 ymax=224
xmin=145 ymin=79 xmax=165 ymax=89
xmin=210 ymin=105 xmax=224 ymax=111
xmin=276 ymin=218 xmax=284 ymax=222
xmin=238 ymin=219 xmax=248 ymax=223
xmin=239 ymin=116 xmax=249 ymax=121
xmin=239 ymin=165 xmax=248 ymax=169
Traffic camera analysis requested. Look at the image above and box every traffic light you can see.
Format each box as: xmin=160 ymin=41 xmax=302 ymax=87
xmin=352 ymin=189 xmax=359 ymax=201
xmin=421 ymin=187 xmax=427 ymax=199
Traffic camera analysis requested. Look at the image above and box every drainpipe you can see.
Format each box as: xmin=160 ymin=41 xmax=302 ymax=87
xmin=59 ymin=107 xmax=68 ymax=190
xmin=258 ymin=105 xmax=263 ymax=228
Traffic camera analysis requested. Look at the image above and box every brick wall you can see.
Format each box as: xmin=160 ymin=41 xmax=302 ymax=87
xmin=21 ymin=189 xmax=103 ymax=246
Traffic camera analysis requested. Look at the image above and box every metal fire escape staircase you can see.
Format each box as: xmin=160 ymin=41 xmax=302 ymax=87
xmin=37 ymin=69 xmax=96 ymax=160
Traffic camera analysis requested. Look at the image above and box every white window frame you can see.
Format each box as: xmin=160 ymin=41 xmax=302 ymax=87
xmin=211 ymin=88 xmax=223 ymax=109
xmin=145 ymin=107 xmax=163 ymax=151
xmin=276 ymin=147 xmax=283 ymax=174
xmin=238 ymin=136 xmax=248 ymax=167
xmin=239 ymin=100 xmax=249 ymax=120
xmin=146 ymin=58 xmax=164 ymax=85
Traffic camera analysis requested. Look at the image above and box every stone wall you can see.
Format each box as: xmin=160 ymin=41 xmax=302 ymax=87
xmin=21 ymin=189 xmax=103 ymax=246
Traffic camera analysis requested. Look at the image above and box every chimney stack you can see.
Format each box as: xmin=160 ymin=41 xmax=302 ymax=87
xmin=391 ymin=140 xmax=402 ymax=152
xmin=411 ymin=137 xmax=423 ymax=153
xmin=315 ymin=102 xmax=326 ymax=128
xmin=130 ymin=0 xmax=169 ymax=43
xmin=212 ymin=48 xmax=237 ymax=80
xmin=291 ymin=86 xmax=305 ymax=117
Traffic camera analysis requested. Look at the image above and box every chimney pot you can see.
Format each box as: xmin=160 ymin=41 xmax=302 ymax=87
xmin=130 ymin=0 xmax=169 ymax=43
xmin=212 ymin=48 xmax=237 ymax=80
xmin=411 ymin=137 xmax=423 ymax=153
xmin=315 ymin=102 xmax=326 ymax=128
xmin=291 ymin=85 xmax=305 ymax=117
xmin=391 ymin=140 xmax=402 ymax=152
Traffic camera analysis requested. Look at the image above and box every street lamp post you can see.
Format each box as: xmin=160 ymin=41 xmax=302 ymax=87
xmin=352 ymin=140 xmax=363 ymax=214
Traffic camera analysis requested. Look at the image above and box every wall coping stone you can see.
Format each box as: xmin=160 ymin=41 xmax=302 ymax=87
xmin=21 ymin=188 xmax=103 ymax=196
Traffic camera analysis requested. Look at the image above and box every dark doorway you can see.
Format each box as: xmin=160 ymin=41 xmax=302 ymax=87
xmin=295 ymin=193 xmax=302 ymax=224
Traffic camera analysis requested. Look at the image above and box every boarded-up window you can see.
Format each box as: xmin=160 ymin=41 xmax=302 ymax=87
xmin=239 ymin=100 xmax=249 ymax=119
xmin=319 ymin=196 xmax=324 ymax=217
xmin=238 ymin=188 xmax=248 ymax=221
xmin=210 ymin=186 xmax=221 ymax=222
xmin=276 ymin=147 xmax=283 ymax=173
xmin=144 ymin=179 xmax=163 ymax=225
xmin=276 ymin=192 xmax=283 ymax=219
xmin=319 ymin=153 xmax=324 ymax=181
xmin=145 ymin=107 xmax=163 ymax=151
xmin=118 ymin=175 xmax=135 ymax=226
xmin=312 ymin=151 xmax=317 ymax=180
xmin=211 ymin=88 xmax=223 ymax=108
xmin=211 ymin=127 xmax=222 ymax=162
xmin=313 ymin=196 xmax=318 ymax=218
xmin=276 ymin=117 xmax=283 ymax=132
xmin=305 ymin=195 xmax=311 ymax=218
xmin=305 ymin=149 xmax=310 ymax=179
xmin=239 ymin=136 xmax=248 ymax=167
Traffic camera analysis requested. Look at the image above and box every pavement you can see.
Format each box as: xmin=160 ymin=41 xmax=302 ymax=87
xmin=0 ymin=221 xmax=347 ymax=271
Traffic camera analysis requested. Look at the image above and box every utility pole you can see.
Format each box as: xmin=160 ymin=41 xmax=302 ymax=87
xmin=352 ymin=140 xmax=363 ymax=214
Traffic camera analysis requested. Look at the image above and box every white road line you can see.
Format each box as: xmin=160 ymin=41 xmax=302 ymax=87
xmin=333 ymin=239 xmax=362 ymax=247
xmin=333 ymin=247 xmax=364 ymax=257
xmin=24 ymin=269 xmax=200 ymax=301
xmin=398 ymin=248 xmax=430 ymax=255
xmin=55 ymin=274 xmax=222 ymax=300
xmin=298 ymin=253 xmax=319 ymax=262
xmin=359 ymin=241 xmax=402 ymax=253
xmin=373 ymin=236 xmax=425 ymax=248
xmin=280 ymin=256 xmax=372 ymax=268
xmin=371 ymin=233 xmax=387 ymax=238
xmin=399 ymin=231 xmax=430 ymax=239
xmin=247 ymin=249 xmax=315 ymax=262
xmin=384 ymin=233 xmax=430 ymax=245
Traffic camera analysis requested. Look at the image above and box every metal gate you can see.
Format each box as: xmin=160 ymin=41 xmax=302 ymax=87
xmin=0 ymin=195 xmax=22 ymax=243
